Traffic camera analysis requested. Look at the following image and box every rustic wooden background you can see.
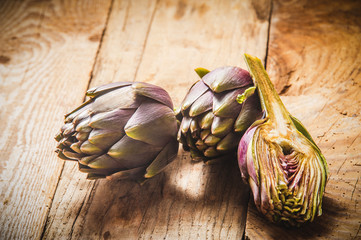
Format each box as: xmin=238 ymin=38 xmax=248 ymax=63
xmin=0 ymin=0 xmax=360 ymax=239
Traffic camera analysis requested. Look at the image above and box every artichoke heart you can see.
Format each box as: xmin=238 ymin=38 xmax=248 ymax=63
xmin=237 ymin=54 xmax=328 ymax=226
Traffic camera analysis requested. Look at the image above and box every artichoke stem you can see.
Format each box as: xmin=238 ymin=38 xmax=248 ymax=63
xmin=244 ymin=54 xmax=292 ymax=134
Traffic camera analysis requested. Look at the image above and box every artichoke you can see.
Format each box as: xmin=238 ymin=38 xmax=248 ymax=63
xmin=55 ymin=82 xmax=179 ymax=180
xmin=238 ymin=54 xmax=328 ymax=226
xmin=177 ymin=66 xmax=262 ymax=163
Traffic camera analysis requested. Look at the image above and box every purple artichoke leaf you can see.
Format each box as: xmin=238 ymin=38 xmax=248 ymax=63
xmin=189 ymin=90 xmax=213 ymax=117
xmin=180 ymin=116 xmax=192 ymax=135
xmin=86 ymin=82 xmax=133 ymax=97
xmin=108 ymin=135 xmax=162 ymax=169
xmin=91 ymin=86 xmax=140 ymax=113
xmin=107 ymin=166 xmax=147 ymax=181
xmin=64 ymin=98 xmax=93 ymax=122
xmin=213 ymin=88 xmax=245 ymax=118
xmin=86 ymin=154 xmax=125 ymax=170
xmin=181 ymin=80 xmax=209 ymax=112
xmin=61 ymin=122 xmax=75 ymax=136
xmin=202 ymin=66 xmax=252 ymax=93
xmin=144 ymin=138 xmax=179 ymax=178
xmin=86 ymin=174 xmax=106 ymax=180
xmin=203 ymin=146 xmax=218 ymax=158
xmin=195 ymin=139 xmax=207 ymax=151
xmin=211 ymin=116 xmax=234 ymax=138
xmin=79 ymin=155 xmax=98 ymax=165
xmin=56 ymin=149 xmax=77 ymax=161
xmin=132 ymin=82 xmax=174 ymax=109
xmin=216 ymin=132 xmax=240 ymax=151
xmin=189 ymin=118 xmax=200 ymax=137
xmin=56 ymin=141 xmax=66 ymax=150
xmin=234 ymin=93 xmax=263 ymax=133
xmin=200 ymin=129 xmax=211 ymax=141
xmin=70 ymin=141 xmax=82 ymax=154
xmin=75 ymin=116 xmax=91 ymax=132
xmin=199 ymin=111 xmax=214 ymax=129
xmin=78 ymin=163 xmax=109 ymax=176
xmin=204 ymin=154 xmax=234 ymax=165
xmin=80 ymin=140 xmax=104 ymax=155
xmin=185 ymin=131 xmax=197 ymax=150
xmin=190 ymin=149 xmax=204 ymax=162
xmin=124 ymin=101 xmax=178 ymax=146
xmin=76 ymin=131 xmax=90 ymax=142
xmin=88 ymin=129 xmax=124 ymax=150
xmin=72 ymin=108 xmax=93 ymax=125
xmin=237 ymin=125 xmax=258 ymax=182
xmin=204 ymin=134 xmax=221 ymax=146
xmin=54 ymin=132 xmax=63 ymax=142
xmin=89 ymin=109 xmax=135 ymax=130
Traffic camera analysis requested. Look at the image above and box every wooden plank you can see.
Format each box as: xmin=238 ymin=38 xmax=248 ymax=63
xmin=245 ymin=0 xmax=361 ymax=239
xmin=42 ymin=0 xmax=161 ymax=239
xmin=43 ymin=0 xmax=271 ymax=239
xmin=0 ymin=0 xmax=111 ymax=239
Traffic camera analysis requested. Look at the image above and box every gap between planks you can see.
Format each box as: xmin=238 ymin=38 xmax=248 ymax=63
xmin=39 ymin=1 xmax=115 ymax=239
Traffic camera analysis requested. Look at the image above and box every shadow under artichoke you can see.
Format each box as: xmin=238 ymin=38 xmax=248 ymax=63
xmin=73 ymin=151 xmax=250 ymax=238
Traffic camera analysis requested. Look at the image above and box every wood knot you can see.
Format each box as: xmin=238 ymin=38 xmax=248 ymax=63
xmin=0 ymin=55 xmax=11 ymax=64
xmin=89 ymin=34 xmax=101 ymax=42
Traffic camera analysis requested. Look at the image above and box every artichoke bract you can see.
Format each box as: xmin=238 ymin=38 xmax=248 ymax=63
xmin=238 ymin=54 xmax=328 ymax=226
xmin=55 ymin=82 xmax=179 ymax=180
xmin=177 ymin=66 xmax=262 ymax=163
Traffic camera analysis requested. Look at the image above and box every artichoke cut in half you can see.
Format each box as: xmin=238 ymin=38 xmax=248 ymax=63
xmin=177 ymin=66 xmax=262 ymax=163
xmin=55 ymin=82 xmax=179 ymax=181
xmin=238 ymin=54 xmax=329 ymax=226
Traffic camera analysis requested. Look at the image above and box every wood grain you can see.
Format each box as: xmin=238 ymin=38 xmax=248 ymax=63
xmin=245 ymin=0 xmax=361 ymax=239
xmin=43 ymin=0 xmax=271 ymax=239
xmin=1 ymin=0 xmax=360 ymax=239
xmin=0 ymin=0 xmax=111 ymax=239
xmin=42 ymin=0 xmax=160 ymax=238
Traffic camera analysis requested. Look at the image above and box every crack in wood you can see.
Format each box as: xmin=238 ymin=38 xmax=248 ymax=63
xmin=40 ymin=163 xmax=65 ymax=240
xmin=68 ymin=193 xmax=87 ymax=239
xmin=133 ymin=0 xmax=159 ymax=82
xmin=264 ymin=0 xmax=273 ymax=70
xmin=98 ymin=197 xmax=115 ymax=240
xmin=353 ymin=223 xmax=361 ymax=240
xmin=85 ymin=0 xmax=115 ymax=100
xmin=121 ymin=0 xmax=131 ymax=32
xmin=34 ymin=2 xmax=63 ymax=239
xmin=69 ymin=181 xmax=98 ymax=239
xmin=137 ymin=178 xmax=163 ymax=236
xmin=351 ymin=177 xmax=359 ymax=201
xmin=337 ymin=133 xmax=360 ymax=174
xmin=39 ymin=1 xmax=114 ymax=239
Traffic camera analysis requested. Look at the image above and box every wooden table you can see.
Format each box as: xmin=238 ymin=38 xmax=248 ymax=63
xmin=1 ymin=0 xmax=360 ymax=239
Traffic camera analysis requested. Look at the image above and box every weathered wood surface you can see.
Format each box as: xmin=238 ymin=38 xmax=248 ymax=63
xmin=0 ymin=0 xmax=360 ymax=239
xmin=0 ymin=0 xmax=112 ymax=239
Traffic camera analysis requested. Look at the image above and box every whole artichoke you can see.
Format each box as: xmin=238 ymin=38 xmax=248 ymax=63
xmin=55 ymin=82 xmax=179 ymax=180
xmin=177 ymin=67 xmax=262 ymax=163
xmin=238 ymin=54 xmax=328 ymax=226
